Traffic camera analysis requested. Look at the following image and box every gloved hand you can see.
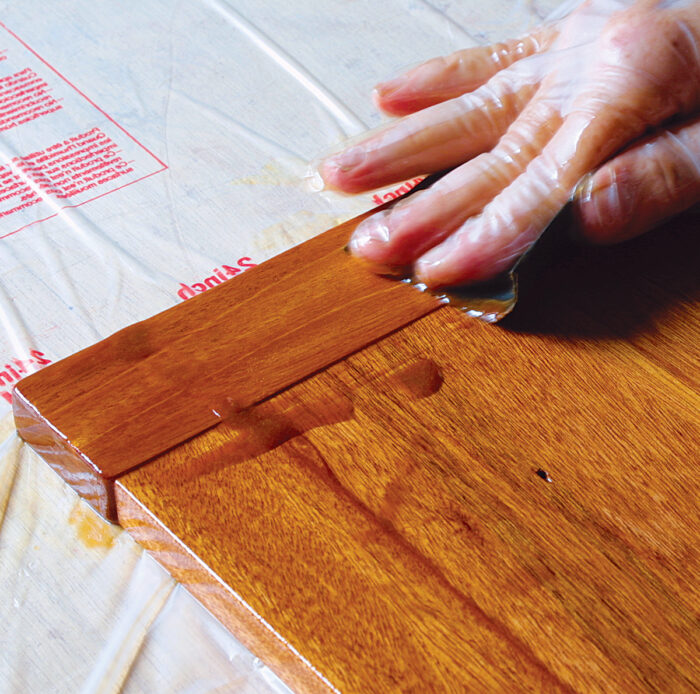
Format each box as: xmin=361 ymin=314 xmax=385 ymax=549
xmin=319 ymin=0 xmax=700 ymax=288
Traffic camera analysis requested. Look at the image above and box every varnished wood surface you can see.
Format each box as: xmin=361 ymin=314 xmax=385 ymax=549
xmin=14 ymin=206 xmax=700 ymax=691
xmin=114 ymin=210 xmax=699 ymax=692
xmin=116 ymin=305 xmax=699 ymax=692
xmin=13 ymin=208 xmax=439 ymax=519
xmin=13 ymin=393 xmax=114 ymax=517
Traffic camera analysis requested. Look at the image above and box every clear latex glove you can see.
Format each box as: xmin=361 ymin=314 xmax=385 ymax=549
xmin=574 ymin=116 xmax=700 ymax=242
xmin=319 ymin=0 xmax=700 ymax=288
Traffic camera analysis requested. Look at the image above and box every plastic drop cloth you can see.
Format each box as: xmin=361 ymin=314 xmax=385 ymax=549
xmin=0 ymin=1 xmax=559 ymax=691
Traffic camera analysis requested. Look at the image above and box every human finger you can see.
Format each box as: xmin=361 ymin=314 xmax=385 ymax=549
xmin=320 ymin=66 xmax=541 ymax=193
xmin=413 ymin=96 xmax=657 ymax=287
xmin=375 ymin=27 xmax=557 ymax=116
xmin=347 ymin=98 xmax=562 ymax=268
xmin=574 ymin=118 xmax=700 ymax=244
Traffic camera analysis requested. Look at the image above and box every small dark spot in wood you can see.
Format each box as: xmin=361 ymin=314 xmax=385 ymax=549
xmin=536 ymin=468 xmax=553 ymax=483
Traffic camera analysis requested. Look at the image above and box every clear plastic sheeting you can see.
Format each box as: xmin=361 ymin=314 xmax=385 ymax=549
xmin=0 ymin=414 xmax=291 ymax=693
xmin=0 ymin=1 xmax=557 ymax=691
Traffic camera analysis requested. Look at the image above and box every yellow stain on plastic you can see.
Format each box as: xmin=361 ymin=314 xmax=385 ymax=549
xmin=230 ymin=161 xmax=302 ymax=187
xmin=68 ymin=501 xmax=119 ymax=550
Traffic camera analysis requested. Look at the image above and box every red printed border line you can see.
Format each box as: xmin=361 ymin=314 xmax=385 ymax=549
xmin=0 ymin=22 xmax=167 ymax=239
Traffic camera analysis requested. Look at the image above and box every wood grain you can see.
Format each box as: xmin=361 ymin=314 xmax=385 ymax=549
xmin=13 ymin=205 xmax=700 ymax=690
xmin=116 ymin=301 xmax=699 ymax=693
xmin=13 ymin=208 xmax=439 ymax=519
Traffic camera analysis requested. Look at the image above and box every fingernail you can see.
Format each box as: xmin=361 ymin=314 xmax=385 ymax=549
xmin=348 ymin=212 xmax=391 ymax=254
xmin=414 ymin=227 xmax=466 ymax=286
xmin=577 ymin=166 xmax=632 ymax=238
xmin=574 ymin=173 xmax=594 ymax=203
xmin=329 ymin=145 xmax=366 ymax=173
xmin=414 ymin=250 xmax=446 ymax=287
xmin=375 ymin=75 xmax=408 ymax=98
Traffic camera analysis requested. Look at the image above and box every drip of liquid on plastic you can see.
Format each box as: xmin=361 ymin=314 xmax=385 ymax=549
xmin=68 ymin=501 xmax=118 ymax=549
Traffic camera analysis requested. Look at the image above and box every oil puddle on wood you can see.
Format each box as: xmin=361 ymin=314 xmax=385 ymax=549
xmin=186 ymin=359 xmax=443 ymax=481
xmin=382 ymin=359 xmax=443 ymax=400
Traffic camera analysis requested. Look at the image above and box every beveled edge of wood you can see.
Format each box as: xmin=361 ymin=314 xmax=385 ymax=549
xmin=13 ymin=386 xmax=115 ymax=520
xmin=115 ymin=480 xmax=333 ymax=694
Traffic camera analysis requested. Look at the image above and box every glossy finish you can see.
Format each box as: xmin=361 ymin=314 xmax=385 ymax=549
xmin=116 ymin=298 xmax=699 ymax=693
xmin=14 ymin=210 xmax=700 ymax=691
xmin=13 ymin=208 xmax=439 ymax=519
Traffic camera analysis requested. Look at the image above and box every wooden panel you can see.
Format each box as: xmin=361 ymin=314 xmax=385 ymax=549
xmin=13 ymin=208 xmax=439 ymax=519
xmin=116 ymin=307 xmax=699 ymax=694
xmin=13 ymin=195 xmax=699 ymax=688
